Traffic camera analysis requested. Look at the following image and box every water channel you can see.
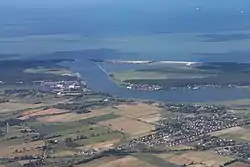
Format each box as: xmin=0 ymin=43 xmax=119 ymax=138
xmin=62 ymin=58 xmax=250 ymax=103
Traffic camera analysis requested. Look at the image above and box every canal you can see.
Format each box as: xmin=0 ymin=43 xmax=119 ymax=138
xmin=63 ymin=58 xmax=250 ymax=102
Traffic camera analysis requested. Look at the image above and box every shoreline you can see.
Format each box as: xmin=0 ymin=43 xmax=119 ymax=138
xmin=104 ymin=59 xmax=200 ymax=66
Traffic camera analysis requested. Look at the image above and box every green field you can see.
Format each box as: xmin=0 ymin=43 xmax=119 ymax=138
xmin=110 ymin=64 xmax=216 ymax=84
xmin=110 ymin=62 xmax=250 ymax=90
xmin=24 ymin=67 xmax=72 ymax=75
xmin=78 ymin=113 xmax=120 ymax=124
xmin=5 ymin=162 xmax=22 ymax=167
xmin=0 ymin=125 xmax=26 ymax=146
xmin=134 ymin=153 xmax=179 ymax=167
xmin=27 ymin=118 xmax=123 ymax=144
xmin=112 ymin=71 xmax=169 ymax=82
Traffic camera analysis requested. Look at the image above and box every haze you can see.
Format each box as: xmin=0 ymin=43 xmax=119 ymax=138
xmin=0 ymin=0 xmax=250 ymax=62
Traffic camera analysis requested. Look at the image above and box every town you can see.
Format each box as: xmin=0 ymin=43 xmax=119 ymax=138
xmin=37 ymin=80 xmax=89 ymax=96
xmin=124 ymin=83 xmax=242 ymax=91
xmin=64 ymin=102 xmax=250 ymax=166
xmin=125 ymin=83 xmax=162 ymax=91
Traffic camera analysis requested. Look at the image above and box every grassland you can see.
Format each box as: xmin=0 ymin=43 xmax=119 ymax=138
xmin=0 ymin=102 xmax=45 ymax=114
xmin=208 ymin=98 xmax=250 ymax=108
xmin=210 ymin=126 xmax=250 ymax=142
xmin=36 ymin=109 xmax=117 ymax=123
xmin=18 ymin=108 xmax=69 ymax=120
xmin=74 ymin=156 xmax=119 ymax=167
xmin=110 ymin=62 xmax=250 ymax=90
xmin=112 ymin=70 xmax=169 ymax=82
xmin=135 ymin=153 xmax=179 ymax=167
xmin=75 ymin=156 xmax=157 ymax=167
xmin=19 ymin=101 xmax=164 ymax=165
xmin=0 ymin=96 xmax=66 ymax=128
xmin=96 ymin=156 xmax=156 ymax=167
xmin=209 ymin=126 xmax=244 ymax=137
xmin=34 ymin=102 xmax=161 ymax=138
xmin=0 ymin=59 xmax=76 ymax=85
xmin=111 ymin=103 xmax=162 ymax=119
xmin=110 ymin=63 xmax=215 ymax=84
xmin=79 ymin=138 xmax=121 ymax=150
xmin=98 ymin=117 xmax=155 ymax=136
xmin=156 ymin=151 xmax=233 ymax=167
xmin=93 ymin=103 xmax=162 ymax=137
xmin=24 ymin=67 xmax=72 ymax=75
xmin=0 ymin=92 xmax=122 ymax=165
xmin=0 ymin=125 xmax=44 ymax=158
xmin=227 ymin=162 xmax=250 ymax=167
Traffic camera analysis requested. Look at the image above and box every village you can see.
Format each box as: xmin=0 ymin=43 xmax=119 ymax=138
xmin=125 ymin=83 xmax=163 ymax=91
xmin=72 ymin=102 xmax=250 ymax=165
xmin=124 ymin=82 xmax=241 ymax=92
xmin=117 ymin=110 xmax=242 ymax=150
xmin=37 ymin=79 xmax=89 ymax=96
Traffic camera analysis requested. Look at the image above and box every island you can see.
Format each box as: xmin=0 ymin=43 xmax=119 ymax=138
xmin=97 ymin=60 xmax=250 ymax=91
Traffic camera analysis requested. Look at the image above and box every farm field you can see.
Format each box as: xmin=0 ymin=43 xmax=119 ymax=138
xmin=210 ymin=98 xmax=250 ymax=107
xmin=24 ymin=67 xmax=72 ymax=75
xmin=19 ymin=108 xmax=69 ymax=120
xmin=79 ymin=102 xmax=162 ymax=120
xmin=210 ymin=126 xmax=250 ymax=142
xmin=89 ymin=156 xmax=156 ymax=167
xmin=75 ymin=157 xmax=122 ymax=167
xmin=34 ymin=103 xmax=160 ymax=137
xmin=112 ymin=70 xmax=169 ymax=82
xmin=137 ymin=113 xmax=161 ymax=124
xmin=0 ymin=102 xmax=44 ymax=114
xmin=227 ymin=162 xmax=250 ymax=167
xmin=110 ymin=63 xmax=213 ymax=83
xmin=0 ymin=126 xmax=31 ymax=147
xmin=91 ymin=103 xmax=160 ymax=136
xmin=167 ymin=145 xmax=195 ymax=151
xmin=112 ymin=103 xmax=162 ymax=119
xmin=18 ymin=160 xmax=37 ymax=166
xmin=156 ymin=153 xmax=179 ymax=161
xmin=37 ymin=111 xmax=112 ymax=123
xmin=0 ymin=139 xmax=44 ymax=158
xmin=0 ymin=125 xmax=44 ymax=158
xmin=78 ymin=138 xmax=121 ymax=151
xmin=158 ymin=151 xmax=233 ymax=167
xmin=98 ymin=117 xmax=155 ymax=136
xmin=209 ymin=126 xmax=245 ymax=136
xmin=50 ymin=150 xmax=78 ymax=157
xmin=135 ymin=153 xmax=179 ymax=167
xmin=27 ymin=121 xmax=122 ymax=142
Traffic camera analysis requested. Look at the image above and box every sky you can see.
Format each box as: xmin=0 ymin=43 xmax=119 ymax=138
xmin=1 ymin=0 xmax=249 ymax=9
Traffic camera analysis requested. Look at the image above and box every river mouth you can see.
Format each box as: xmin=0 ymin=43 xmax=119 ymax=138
xmin=62 ymin=58 xmax=250 ymax=103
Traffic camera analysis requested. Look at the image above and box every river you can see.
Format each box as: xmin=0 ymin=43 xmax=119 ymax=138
xmin=62 ymin=58 xmax=250 ymax=103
